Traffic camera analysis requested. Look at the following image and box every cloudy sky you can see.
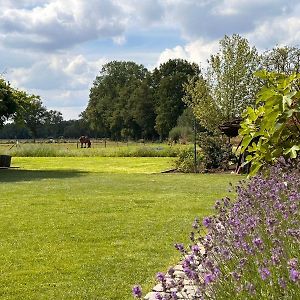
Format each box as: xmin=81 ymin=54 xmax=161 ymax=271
xmin=0 ymin=0 xmax=299 ymax=120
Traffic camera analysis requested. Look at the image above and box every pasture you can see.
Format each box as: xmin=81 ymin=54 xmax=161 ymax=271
xmin=0 ymin=156 xmax=242 ymax=299
xmin=0 ymin=140 xmax=185 ymax=157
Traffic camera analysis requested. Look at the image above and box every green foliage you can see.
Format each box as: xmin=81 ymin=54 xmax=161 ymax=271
xmin=0 ymin=78 xmax=17 ymax=126
xmin=262 ymin=46 xmax=300 ymax=75
xmin=169 ymin=126 xmax=192 ymax=143
xmin=240 ymin=71 xmax=300 ymax=175
xmin=154 ymin=59 xmax=199 ymax=139
xmin=199 ymin=133 xmax=236 ymax=170
xmin=185 ymin=34 xmax=260 ymax=132
xmin=174 ymin=147 xmax=203 ymax=173
xmin=84 ymin=61 xmax=154 ymax=140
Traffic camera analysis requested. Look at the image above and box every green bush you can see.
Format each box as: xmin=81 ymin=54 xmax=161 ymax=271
xmin=240 ymin=71 xmax=300 ymax=175
xmin=198 ymin=133 xmax=236 ymax=170
xmin=175 ymin=147 xmax=203 ymax=173
xmin=169 ymin=126 xmax=193 ymax=143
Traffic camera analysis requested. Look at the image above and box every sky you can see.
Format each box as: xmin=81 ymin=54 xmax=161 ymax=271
xmin=0 ymin=0 xmax=299 ymax=120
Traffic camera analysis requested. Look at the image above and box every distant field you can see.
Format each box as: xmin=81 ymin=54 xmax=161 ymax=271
xmin=0 ymin=157 xmax=242 ymax=299
xmin=0 ymin=140 xmax=187 ymax=157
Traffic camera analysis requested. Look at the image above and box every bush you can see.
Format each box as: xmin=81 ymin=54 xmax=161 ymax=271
xmin=174 ymin=147 xmax=203 ymax=173
xmin=198 ymin=133 xmax=237 ymax=170
xmin=134 ymin=158 xmax=300 ymax=299
xmin=240 ymin=71 xmax=300 ymax=175
xmin=169 ymin=126 xmax=193 ymax=144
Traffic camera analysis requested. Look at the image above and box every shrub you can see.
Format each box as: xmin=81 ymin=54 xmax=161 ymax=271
xmin=133 ymin=158 xmax=300 ymax=299
xmin=198 ymin=133 xmax=237 ymax=170
xmin=174 ymin=147 xmax=203 ymax=173
xmin=240 ymin=71 xmax=300 ymax=175
xmin=169 ymin=126 xmax=193 ymax=144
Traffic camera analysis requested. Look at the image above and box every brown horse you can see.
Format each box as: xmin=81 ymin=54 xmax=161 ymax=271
xmin=78 ymin=136 xmax=91 ymax=148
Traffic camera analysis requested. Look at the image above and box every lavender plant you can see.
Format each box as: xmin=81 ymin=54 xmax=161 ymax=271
xmin=133 ymin=158 xmax=300 ymax=299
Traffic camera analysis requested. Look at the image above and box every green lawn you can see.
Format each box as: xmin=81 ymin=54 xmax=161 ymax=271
xmin=0 ymin=157 xmax=242 ymax=299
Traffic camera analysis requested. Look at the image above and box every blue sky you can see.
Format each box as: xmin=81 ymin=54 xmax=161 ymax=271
xmin=0 ymin=0 xmax=299 ymax=119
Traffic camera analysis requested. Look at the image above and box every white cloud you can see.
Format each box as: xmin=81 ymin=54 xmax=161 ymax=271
xmin=0 ymin=0 xmax=127 ymax=50
xmin=1 ymin=0 xmax=300 ymax=120
xmin=157 ymin=39 xmax=219 ymax=68
xmin=246 ymin=15 xmax=300 ymax=50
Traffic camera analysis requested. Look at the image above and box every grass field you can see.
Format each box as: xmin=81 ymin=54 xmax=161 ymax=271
xmin=0 ymin=140 xmax=186 ymax=157
xmin=0 ymin=157 xmax=242 ymax=299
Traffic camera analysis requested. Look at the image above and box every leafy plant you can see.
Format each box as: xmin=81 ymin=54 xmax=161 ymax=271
xmin=198 ymin=133 xmax=236 ymax=170
xmin=169 ymin=126 xmax=193 ymax=143
xmin=239 ymin=71 xmax=300 ymax=175
xmin=174 ymin=147 xmax=203 ymax=173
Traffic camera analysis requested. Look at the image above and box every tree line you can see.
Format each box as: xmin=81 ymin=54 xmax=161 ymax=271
xmin=1 ymin=34 xmax=299 ymax=141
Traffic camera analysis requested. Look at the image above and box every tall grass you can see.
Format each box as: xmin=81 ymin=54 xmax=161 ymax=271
xmin=7 ymin=144 xmax=181 ymax=157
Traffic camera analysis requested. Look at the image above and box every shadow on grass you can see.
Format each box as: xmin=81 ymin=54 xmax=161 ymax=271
xmin=0 ymin=168 xmax=87 ymax=182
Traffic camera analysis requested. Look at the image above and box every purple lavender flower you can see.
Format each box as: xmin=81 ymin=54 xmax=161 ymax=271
xmin=170 ymin=291 xmax=178 ymax=300
xmin=288 ymin=258 xmax=298 ymax=269
xmin=156 ymin=272 xmax=165 ymax=282
xmin=259 ymin=267 xmax=271 ymax=280
xmin=252 ymin=237 xmax=264 ymax=250
xmin=231 ymin=271 xmax=241 ymax=281
xmin=204 ymin=273 xmax=216 ymax=285
xmin=184 ymin=267 xmax=198 ymax=280
xmin=278 ymin=277 xmax=286 ymax=289
xmin=155 ymin=293 xmax=163 ymax=300
xmin=202 ymin=217 xmax=212 ymax=228
xmin=132 ymin=285 xmax=142 ymax=298
xmin=290 ymin=269 xmax=299 ymax=282
xmin=191 ymin=245 xmax=200 ymax=254
xmin=174 ymin=243 xmax=185 ymax=253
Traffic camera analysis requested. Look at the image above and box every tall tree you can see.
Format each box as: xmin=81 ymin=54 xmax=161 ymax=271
xmin=43 ymin=110 xmax=64 ymax=138
xmin=84 ymin=61 xmax=150 ymax=140
xmin=154 ymin=59 xmax=199 ymax=139
xmin=129 ymin=79 xmax=157 ymax=140
xmin=185 ymin=34 xmax=260 ymax=132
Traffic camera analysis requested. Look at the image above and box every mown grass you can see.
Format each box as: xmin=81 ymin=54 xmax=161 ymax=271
xmin=0 ymin=157 xmax=242 ymax=299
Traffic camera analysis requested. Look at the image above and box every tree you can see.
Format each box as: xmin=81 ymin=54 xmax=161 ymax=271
xmin=0 ymin=78 xmax=17 ymax=127
xmin=154 ymin=59 xmax=199 ymax=139
xmin=14 ymin=90 xmax=47 ymax=141
xmin=185 ymin=34 xmax=260 ymax=132
xmin=262 ymin=46 xmax=300 ymax=75
xmin=84 ymin=61 xmax=150 ymax=140
xmin=129 ymin=79 xmax=157 ymax=140
xmin=43 ymin=110 xmax=64 ymax=138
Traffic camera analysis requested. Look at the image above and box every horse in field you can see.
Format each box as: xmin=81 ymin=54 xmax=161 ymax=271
xmin=78 ymin=136 xmax=91 ymax=148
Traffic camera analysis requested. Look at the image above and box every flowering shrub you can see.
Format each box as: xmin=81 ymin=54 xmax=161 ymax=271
xmin=133 ymin=158 xmax=300 ymax=299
